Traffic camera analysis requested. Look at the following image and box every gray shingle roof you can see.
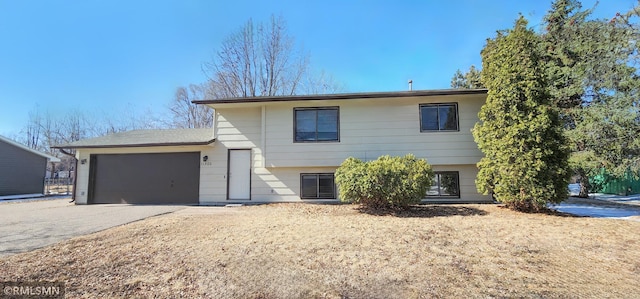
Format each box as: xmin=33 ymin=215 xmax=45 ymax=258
xmin=0 ymin=135 xmax=61 ymax=162
xmin=52 ymin=128 xmax=215 ymax=149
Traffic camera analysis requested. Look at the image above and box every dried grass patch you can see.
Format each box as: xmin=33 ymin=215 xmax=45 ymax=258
xmin=1 ymin=203 xmax=639 ymax=298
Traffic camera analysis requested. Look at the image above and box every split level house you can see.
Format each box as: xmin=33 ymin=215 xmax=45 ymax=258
xmin=53 ymin=88 xmax=492 ymax=204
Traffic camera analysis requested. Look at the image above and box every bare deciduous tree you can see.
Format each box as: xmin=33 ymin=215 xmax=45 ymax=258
xmin=20 ymin=108 xmax=86 ymax=177
xmin=168 ymin=84 xmax=214 ymax=128
xmin=302 ymin=70 xmax=345 ymax=95
xmin=96 ymin=105 xmax=164 ymax=135
xmin=23 ymin=109 xmax=43 ymax=150
xmin=19 ymin=106 xmax=164 ymax=176
xmin=11 ymin=100 xmax=164 ymax=183
xmin=203 ymin=15 xmax=342 ymax=98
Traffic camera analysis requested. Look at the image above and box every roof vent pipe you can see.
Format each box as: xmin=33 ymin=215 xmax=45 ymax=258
xmin=408 ymin=80 xmax=413 ymax=91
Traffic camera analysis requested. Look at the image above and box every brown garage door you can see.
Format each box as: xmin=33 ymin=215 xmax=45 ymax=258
xmin=88 ymin=152 xmax=200 ymax=204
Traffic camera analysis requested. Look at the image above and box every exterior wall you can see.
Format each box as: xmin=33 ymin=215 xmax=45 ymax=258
xmin=424 ymin=164 xmax=488 ymax=203
xmin=199 ymin=108 xmax=261 ymax=203
xmin=206 ymin=93 xmax=492 ymax=203
xmin=235 ymin=166 xmax=338 ymax=202
xmin=74 ymin=145 xmax=212 ymax=204
xmin=73 ymin=93 xmax=491 ymax=204
xmin=0 ymin=139 xmax=48 ymax=196
xmin=236 ymin=165 xmax=485 ymax=203
xmin=197 ymin=108 xmax=341 ymax=203
xmin=261 ymin=94 xmax=484 ymax=167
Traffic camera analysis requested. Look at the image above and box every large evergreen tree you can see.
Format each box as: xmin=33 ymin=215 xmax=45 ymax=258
xmin=542 ymin=0 xmax=640 ymax=197
xmin=473 ymin=17 xmax=571 ymax=211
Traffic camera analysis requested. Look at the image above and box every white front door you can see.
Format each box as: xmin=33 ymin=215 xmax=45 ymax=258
xmin=228 ymin=149 xmax=251 ymax=200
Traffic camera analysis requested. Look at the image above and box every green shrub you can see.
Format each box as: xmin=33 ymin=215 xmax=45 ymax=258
xmin=335 ymin=154 xmax=434 ymax=209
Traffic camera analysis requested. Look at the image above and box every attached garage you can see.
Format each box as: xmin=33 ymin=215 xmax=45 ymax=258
xmin=53 ymin=128 xmax=216 ymax=205
xmin=88 ymin=152 xmax=200 ymax=204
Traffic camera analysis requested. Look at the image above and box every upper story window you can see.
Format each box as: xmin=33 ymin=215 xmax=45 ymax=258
xmin=294 ymin=107 xmax=339 ymax=142
xmin=420 ymin=103 xmax=459 ymax=132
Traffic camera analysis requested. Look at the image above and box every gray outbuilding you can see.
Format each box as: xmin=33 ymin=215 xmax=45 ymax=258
xmin=0 ymin=135 xmax=60 ymax=198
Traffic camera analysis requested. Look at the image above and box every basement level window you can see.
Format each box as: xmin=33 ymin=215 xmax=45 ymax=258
xmin=294 ymin=107 xmax=339 ymax=142
xmin=426 ymin=171 xmax=460 ymax=198
xmin=300 ymin=173 xmax=336 ymax=199
xmin=420 ymin=103 xmax=459 ymax=132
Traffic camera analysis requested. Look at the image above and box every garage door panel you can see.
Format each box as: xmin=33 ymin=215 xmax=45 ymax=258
xmin=89 ymin=152 xmax=199 ymax=204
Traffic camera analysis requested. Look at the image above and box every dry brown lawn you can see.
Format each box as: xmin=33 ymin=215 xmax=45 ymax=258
xmin=1 ymin=203 xmax=639 ymax=298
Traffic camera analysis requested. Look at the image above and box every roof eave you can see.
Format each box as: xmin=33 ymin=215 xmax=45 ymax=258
xmin=51 ymin=138 xmax=216 ymax=149
xmin=0 ymin=135 xmax=61 ymax=161
xmin=192 ymin=89 xmax=488 ymax=105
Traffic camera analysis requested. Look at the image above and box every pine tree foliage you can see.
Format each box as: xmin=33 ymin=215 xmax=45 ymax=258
xmin=542 ymin=0 xmax=640 ymax=196
xmin=473 ymin=17 xmax=571 ymax=211
xmin=450 ymin=65 xmax=484 ymax=89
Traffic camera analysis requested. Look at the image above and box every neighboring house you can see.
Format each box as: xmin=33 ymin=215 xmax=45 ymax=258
xmin=0 ymin=135 xmax=60 ymax=198
xmin=54 ymin=89 xmax=492 ymax=204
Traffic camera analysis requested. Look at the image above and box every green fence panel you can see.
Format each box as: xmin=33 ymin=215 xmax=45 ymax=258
xmin=592 ymin=170 xmax=640 ymax=195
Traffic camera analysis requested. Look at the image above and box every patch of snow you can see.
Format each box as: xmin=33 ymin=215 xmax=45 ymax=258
xmin=568 ymin=183 xmax=581 ymax=196
xmin=551 ymin=183 xmax=640 ymax=220
xmin=0 ymin=195 xmax=69 ymax=204
xmin=591 ymin=192 xmax=640 ymax=203
xmin=569 ymin=183 xmax=640 ymax=204
xmin=0 ymin=193 xmax=44 ymax=200
xmin=550 ymin=203 xmax=640 ymax=219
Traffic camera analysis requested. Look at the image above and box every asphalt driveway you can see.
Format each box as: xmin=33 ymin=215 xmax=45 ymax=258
xmin=0 ymin=198 xmax=186 ymax=257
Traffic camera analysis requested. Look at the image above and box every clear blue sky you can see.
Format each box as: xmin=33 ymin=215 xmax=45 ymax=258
xmin=0 ymin=0 xmax=634 ymax=136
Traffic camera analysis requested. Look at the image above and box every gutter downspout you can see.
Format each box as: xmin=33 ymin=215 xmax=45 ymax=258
xmin=58 ymin=148 xmax=77 ymax=203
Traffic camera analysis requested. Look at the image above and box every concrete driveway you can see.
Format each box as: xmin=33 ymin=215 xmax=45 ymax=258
xmin=0 ymin=198 xmax=186 ymax=257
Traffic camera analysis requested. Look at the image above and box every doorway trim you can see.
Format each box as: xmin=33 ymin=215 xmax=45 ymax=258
xmin=227 ymin=149 xmax=252 ymax=200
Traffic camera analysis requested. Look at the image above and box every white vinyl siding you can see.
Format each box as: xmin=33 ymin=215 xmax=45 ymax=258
xmin=200 ymin=108 xmax=261 ymax=202
xmin=195 ymin=108 xmax=341 ymax=203
xmin=248 ymin=167 xmax=338 ymax=202
xmin=198 ymin=93 xmax=490 ymax=203
xmin=72 ymin=93 xmax=491 ymax=205
xmin=262 ymin=94 xmax=483 ymax=167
